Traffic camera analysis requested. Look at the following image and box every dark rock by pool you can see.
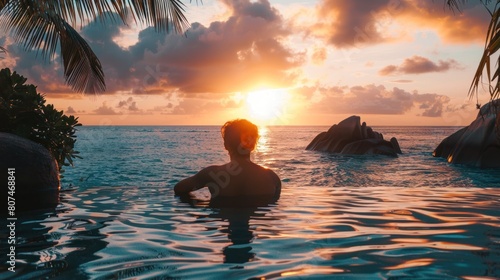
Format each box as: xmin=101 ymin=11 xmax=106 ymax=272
xmin=433 ymin=99 xmax=500 ymax=168
xmin=306 ymin=115 xmax=402 ymax=157
xmin=0 ymin=132 xmax=60 ymax=214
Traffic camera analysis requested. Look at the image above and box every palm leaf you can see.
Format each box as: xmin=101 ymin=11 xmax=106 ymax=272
xmin=471 ymin=1 xmax=499 ymax=100
xmin=59 ymin=20 xmax=106 ymax=93
xmin=24 ymin=0 xmax=191 ymax=33
xmin=446 ymin=0 xmax=468 ymax=12
xmin=0 ymin=0 xmax=105 ymax=93
xmin=447 ymin=0 xmax=500 ymax=101
xmin=0 ymin=0 xmax=191 ymax=93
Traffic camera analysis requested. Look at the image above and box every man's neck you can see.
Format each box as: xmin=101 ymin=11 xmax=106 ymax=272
xmin=229 ymin=154 xmax=251 ymax=162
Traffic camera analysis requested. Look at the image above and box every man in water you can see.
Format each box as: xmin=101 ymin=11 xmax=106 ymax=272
xmin=174 ymin=119 xmax=281 ymax=204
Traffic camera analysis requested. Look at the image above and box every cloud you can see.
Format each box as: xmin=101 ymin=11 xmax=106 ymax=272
xmin=300 ymin=84 xmax=450 ymax=117
xmin=115 ymin=97 xmax=144 ymax=113
xmin=313 ymin=0 xmax=406 ymax=47
xmin=318 ymin=0 xmax=383 ymax=46
xmin=138 ymin=0 xmax=303 ymax=94
xmin=399 ymin=0 xmax=493 ymax=43
xmin=117 ymin=98 xmax=130 ymax=108
xmin=66 ymin=106 xmax=76 ymax=114
xmin=4 ymin=0 xmax=489 ymax=105
xmin=379 ymin=56 xmax=461 ymax=75
xmin=128 ymin=102 xmax=139 ymax=111
xmin=117 ymin=97 xmax=134 ymax=108
xmin=312 ymin=0 xmax=491 ymax=47
xmin=2 ymin=43 xmax=71 ymax=93
xmin=4 ymin=0 xmax=303 ymax=96
xmin=379 ymin=65 xmax=398 ymax=76
xmin=169 ymin=93 xmax=242 ymax=115
xmin=389 ymin=79 xmax=413 ymax=83
xmin=170 ymin=98 xmax=213 ymax=115
xmin=86 ymin=0 xmax=303 ymax=95
xmin=415 ymin=93 xmax=450 ymax=117
xmin=311 ymin=47 xmax=327 ymax=65
xmin=93 ymin=102 xmax=120 ymax=115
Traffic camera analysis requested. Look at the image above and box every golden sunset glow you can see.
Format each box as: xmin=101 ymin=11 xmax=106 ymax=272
xmin=1 ymin=0 xmax=493 ymax=126
xmin=246 ymin=89 xmax=289 ymax=123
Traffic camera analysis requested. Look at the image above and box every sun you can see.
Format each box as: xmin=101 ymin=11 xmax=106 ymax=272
xmin=246 ymin=89 xmax=289 ymax=123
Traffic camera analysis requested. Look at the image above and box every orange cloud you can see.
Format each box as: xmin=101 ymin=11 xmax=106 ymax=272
xmin=297 ymin=84 xmax=451 ymax=117
xmin=117 ymin=97 xmax=142 ymax=112
xmin=93 ymin=102 xmax=120 ymax=115
xmin=5 ymin=0 xmax=304 ymax=96
xmin=141 ymin=0 xmax=304 ymax=94
xmin=313 ymin=0 xmax=407 ymax=47
xmin=66 ymin=106 xmax=76 ymax=114
xmin=311 ymin=47 xmax=327 ymax=65
xmin=312 ymin=0 xmax=491 ymax=47
xmin=399 ymin=0 xmax=492 ymax=43
xmin=379 ymin=55 xmax=461 ymax=75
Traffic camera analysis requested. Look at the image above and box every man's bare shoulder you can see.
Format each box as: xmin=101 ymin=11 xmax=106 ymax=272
xmin=199 ymin=165 xmax=221 ymax=172
xmin=251 ymin=164 xmax=280 ymax=182
xmin=197 ymin=165 xmax=224 ymax=179
xmin=267 ymin=168 xmax=281 ymax=188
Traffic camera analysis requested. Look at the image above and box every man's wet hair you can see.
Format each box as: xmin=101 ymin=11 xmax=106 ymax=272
xmin=221 ymin=119 xmax=259 ymax=156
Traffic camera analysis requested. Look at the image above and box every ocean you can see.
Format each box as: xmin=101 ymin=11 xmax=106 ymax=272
xmin=1 ymin=126 xmax=499 ymax=279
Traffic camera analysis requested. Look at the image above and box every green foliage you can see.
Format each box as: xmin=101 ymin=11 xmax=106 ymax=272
xmin=0 ymin=67 xmax=81 ymax=172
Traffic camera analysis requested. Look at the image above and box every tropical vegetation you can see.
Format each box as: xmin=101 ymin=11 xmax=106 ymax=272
xmin=0 ymin=67 xmax=81 ymax=173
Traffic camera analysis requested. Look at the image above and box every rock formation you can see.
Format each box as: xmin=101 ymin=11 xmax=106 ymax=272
xmin=433 ymin=100 xmax=500 ymax=168
xmin=306 ymin=116 xmax=402 ymax=157
xmin=0 ymin=132 xmax=60 ymax=215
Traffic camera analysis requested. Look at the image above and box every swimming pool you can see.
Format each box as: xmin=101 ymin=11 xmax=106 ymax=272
xmin=1 ymin=126 xmax=499 ymax=279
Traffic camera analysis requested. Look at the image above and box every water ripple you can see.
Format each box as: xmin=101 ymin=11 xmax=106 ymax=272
xmin=2 ymin=127 xmax=500 ymax=279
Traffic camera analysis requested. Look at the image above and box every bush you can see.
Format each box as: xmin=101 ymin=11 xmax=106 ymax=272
xmin=0 ymin=68 xmax=81 ymax=172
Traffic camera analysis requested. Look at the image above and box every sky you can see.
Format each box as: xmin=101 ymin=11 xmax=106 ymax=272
xmin=0 ymin=0 xmax=496 ymax=126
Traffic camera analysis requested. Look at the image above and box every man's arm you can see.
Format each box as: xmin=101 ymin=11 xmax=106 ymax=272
xmin=174 ymin=167 xmax=214 ymax=195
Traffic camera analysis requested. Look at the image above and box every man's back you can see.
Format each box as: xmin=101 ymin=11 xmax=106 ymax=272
xmin=207 ymin=161 xmax=280 ymax=198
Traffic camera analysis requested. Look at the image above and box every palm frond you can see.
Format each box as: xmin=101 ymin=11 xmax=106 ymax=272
xmin=446 ymin=0 xmax=500 ymax=101
xmin=468 ymin=1 xmax=500 ymax=101
xmin=447 ymin=0 xmax=495 ymax=12
xmin=0 ymin=45 xmax=6 ymax=59
xmin=0 ymin=0 xmax=105 ymax=93
xmin=446 ymin=0 xmax=468 ymax=12
xmin=0 ymin=0 xmax=8 ymax=10
xmin=59 ymin=21 xmax=105 ymax=93
xmin=23 ymin=0 xmax=190 ymax=33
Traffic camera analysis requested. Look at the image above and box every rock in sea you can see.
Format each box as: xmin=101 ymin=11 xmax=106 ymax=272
xmin=0 ymin=132 xmax=60 ymax=215
xmin=433 ymin=100 xmax=500 ymax=168
xmin=306 ymin=115 xmax=402 ymax=157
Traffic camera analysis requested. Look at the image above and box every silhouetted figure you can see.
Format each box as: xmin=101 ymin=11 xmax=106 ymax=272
xmin=175 ymin=119 xmax=281 ymax=205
